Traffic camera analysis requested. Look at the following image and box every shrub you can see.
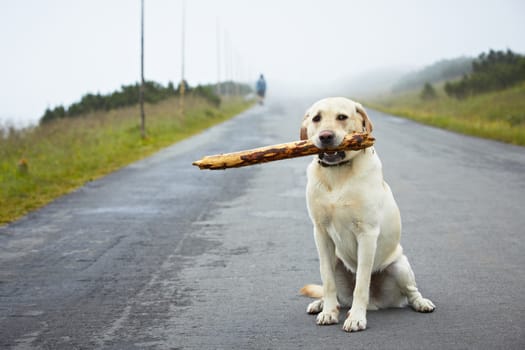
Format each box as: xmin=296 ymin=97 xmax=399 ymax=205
xmin=420 ymin=83 xmax=437 ymax=100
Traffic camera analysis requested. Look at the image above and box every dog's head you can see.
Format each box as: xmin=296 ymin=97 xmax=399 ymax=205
xmin=300 ymin=97 xmax=373 ymax=166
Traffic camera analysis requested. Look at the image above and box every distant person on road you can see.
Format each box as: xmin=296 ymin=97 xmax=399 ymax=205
xmin=255 ymin=74 xmax=266 ymax=105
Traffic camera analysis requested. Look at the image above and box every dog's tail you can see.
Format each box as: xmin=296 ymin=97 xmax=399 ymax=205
xmin=299 ymin=284 xmax=323 ymax=298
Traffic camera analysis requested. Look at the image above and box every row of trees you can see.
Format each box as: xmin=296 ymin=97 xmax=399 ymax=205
xmin=40 ymin=80 xmax=251 ymax=124
xmin=444 ymin=49 xmax=525 ymax=99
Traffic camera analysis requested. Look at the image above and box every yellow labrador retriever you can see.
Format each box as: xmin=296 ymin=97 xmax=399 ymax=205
xmin=300 ymin=97 xmax=435 ymax=332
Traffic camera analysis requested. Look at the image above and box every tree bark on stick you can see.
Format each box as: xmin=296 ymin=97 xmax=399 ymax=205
xmin=192 ymin=132 xmax=374 ymax=170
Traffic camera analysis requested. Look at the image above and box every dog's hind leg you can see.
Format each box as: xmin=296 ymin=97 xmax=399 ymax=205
xmin=387 ymin=255 xmax=435 ymax=313
xmin=369 ymin=268 xmax=406 ymax=309
xmin=306 ymin=299 xmax=324 ymax=314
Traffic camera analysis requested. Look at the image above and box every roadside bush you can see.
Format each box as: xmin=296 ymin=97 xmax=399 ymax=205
xmin=420 ymin=83 xmax=437 ymax=100
xmin=192 ymin=85 xmax=220 ymax=107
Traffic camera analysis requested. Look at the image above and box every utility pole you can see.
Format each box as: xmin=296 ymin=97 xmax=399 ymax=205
xmin=235 ymin=52 xmax=241 ymax=96
xmin=224 ymin=30 xmax=230 ymax=96
xmin=179 ymin=0 xmax=186 ymax=116
xmin=139 ymin=0 xmax=146 ymax=139
xmin=216 ymin=18 xmax=221 ymax=96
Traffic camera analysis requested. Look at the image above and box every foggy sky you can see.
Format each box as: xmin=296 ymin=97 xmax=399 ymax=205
xmin=1 ymin=0 xmax=524 ymax=125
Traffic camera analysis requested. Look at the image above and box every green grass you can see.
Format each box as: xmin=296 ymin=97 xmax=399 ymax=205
xmin=363 ymin=81 xmax=525 ymax=146
xmin=0 ymin=96 xmax=253 ymax=225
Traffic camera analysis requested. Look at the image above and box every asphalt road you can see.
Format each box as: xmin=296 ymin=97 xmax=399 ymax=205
xmin=1 ymin=95 xmax=524 ymax=349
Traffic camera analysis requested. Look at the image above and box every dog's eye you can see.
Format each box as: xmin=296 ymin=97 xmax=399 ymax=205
xmin=337 ymin=114 xmax=348 ymax=121
xmin=312 ymin=114 xmax=321 ymax=122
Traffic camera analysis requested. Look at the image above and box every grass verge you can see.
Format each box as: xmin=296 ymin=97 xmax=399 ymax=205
xmin=362 ymin=81 xmax=525 ymax=146
xmin=0 ymin=96 xmax=253 ymax=225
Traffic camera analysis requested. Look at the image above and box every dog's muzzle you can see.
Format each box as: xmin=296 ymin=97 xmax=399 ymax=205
xmin=318 ymin=151 xmax=346 ymax=166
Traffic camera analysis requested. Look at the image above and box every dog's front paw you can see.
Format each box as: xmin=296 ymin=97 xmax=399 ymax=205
xmin=412 ymin=297 xmax=435 ymax=313
xmin=316 ymin=310 xmax=339 ymax=325
xmin=306 ymin=299 xmax=323 ymax=314
xmin=343 ymin=309 xmax=367 ymax=332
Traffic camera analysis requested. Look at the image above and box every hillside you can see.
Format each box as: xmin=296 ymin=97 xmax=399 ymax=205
xmin=366 ymin=81 xmax=525 ymax=145
xmin=392 ymin=56 xmax=473 ymax=92
xmin=364 ymin=50 xmax=525 ymax=146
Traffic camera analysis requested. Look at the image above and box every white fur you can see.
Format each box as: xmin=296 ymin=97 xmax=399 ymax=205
xmin=301 ymin=97 xmax=435 ymax=333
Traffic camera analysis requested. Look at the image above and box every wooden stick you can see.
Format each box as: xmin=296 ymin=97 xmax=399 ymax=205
xmin=192 ymin=132 xmax=374 ymax=170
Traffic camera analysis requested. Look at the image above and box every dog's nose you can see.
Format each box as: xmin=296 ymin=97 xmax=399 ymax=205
xmin=318 ymin=130 xmax=335 ymax=145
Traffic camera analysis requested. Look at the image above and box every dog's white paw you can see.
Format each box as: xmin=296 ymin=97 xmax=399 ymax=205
xmin=343 ymin=310 xmax=367 ymax=332
xmin=316 ymin=310 xmax=339 ymax=325
xmin=306 ymin=299 xmax=323 ymax=314
xmin=412 ymin=297 xmax=435 ymax=313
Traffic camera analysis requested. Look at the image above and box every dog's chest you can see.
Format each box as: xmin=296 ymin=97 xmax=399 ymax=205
xmin=307 ymin=171 xmax=380 ymax=264
xmin=310 ymin=183 xmax=368 ymax=248
xmin=309 ymin=172 xmax=369 ymax=220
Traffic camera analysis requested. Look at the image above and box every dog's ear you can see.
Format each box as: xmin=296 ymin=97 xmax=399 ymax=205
xmin=356 ymin=103 xmax=373 ymax=133
xmin=300 ymin=111 xmax=309 ymax=140
xmin=300 ymin=127 xmax=308 ymax=140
